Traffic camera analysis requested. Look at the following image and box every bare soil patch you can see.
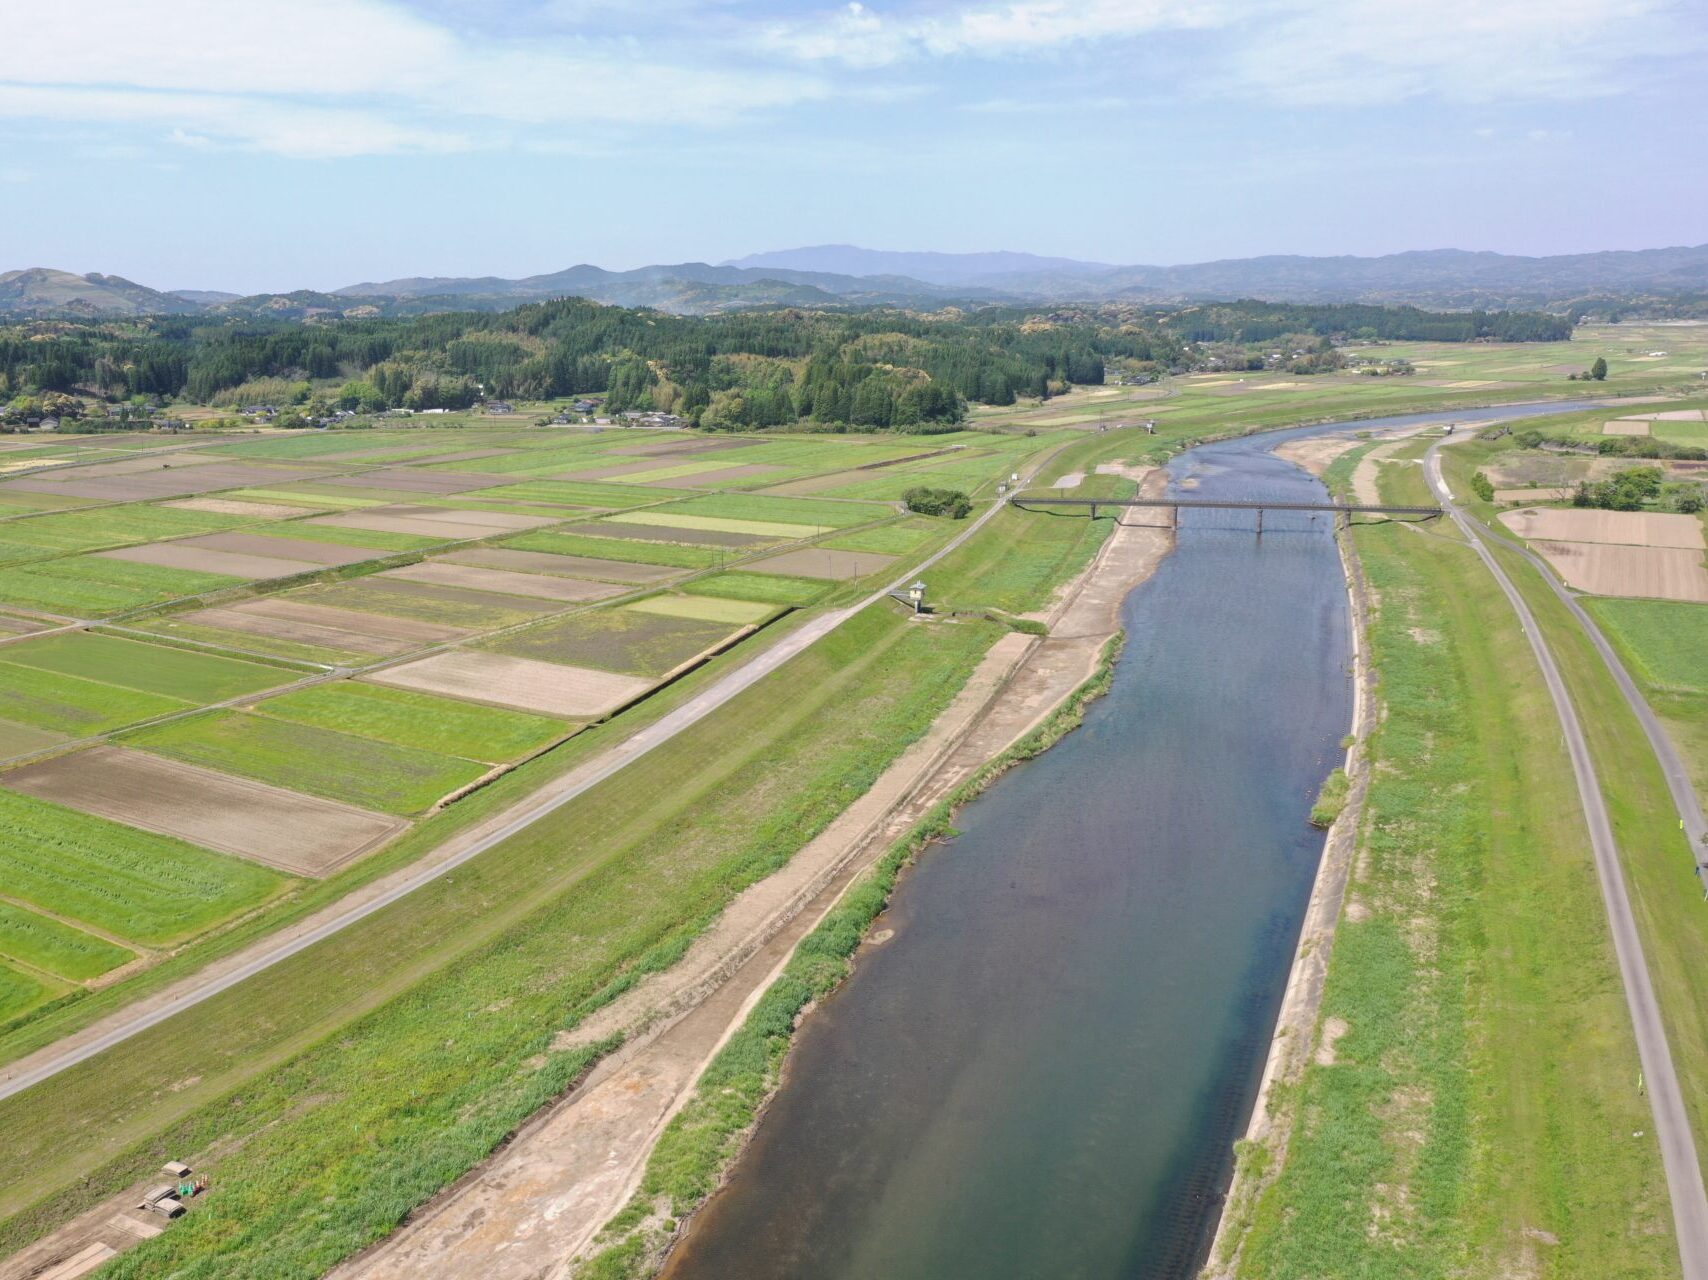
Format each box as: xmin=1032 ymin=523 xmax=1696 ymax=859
xmin=1493 ymin=487 xmax=1574 ymax=503
xmin=2 ymin=746 xmax=404 ymax=876
xmin=1274 ymin=434 xmax=1364 ymax=477
xmin=221 ymin=597 xmax=471 ymax=644
xmin=1530 ymin=541 xmax=1708 ymax=602
xmin=165 ymin=498 xmax=320 ymax=519
xmin=369 ymin=651 xmax=650 ymax=718
xmin=318 ymin=470 xmax=510 ymax=495
xmin=438 ymin=548 xmax=680 ymax=584
xmin=97 ymin=544 xmax=320 ymax=581
xmin=1499 ymin=507 xmax=1704 ymax=549
xmin=181 ymin=533 xmax=381 ymax=566
xmin=744 ymin=547 xmax=897 ymax=580
xmin=321 ymin=577 xmax=563 ymax=620
xmin=379 ymin=562 xmax=626 ymax=603
xmin=1604 ymin=420 xmax=1652 ymax=436
xmin=4 ymin=463 xmax=322 ymax=502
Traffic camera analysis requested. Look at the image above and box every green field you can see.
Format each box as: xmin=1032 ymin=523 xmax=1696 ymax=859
xmin=682 ymin=573 xmax=830 ymax=605
xmin=1584 ymin=598 xmax=1708 ymax=692
xmin=257 ymin=682 xmax=566 ymax=762
xmin=485 ymin=607 xmax=735 ymax=678
xmin=607 ymin=511 xmax=823 ymax=538
xmin=0 ymin=790 xmax=283 ymax=946
xmin=0 ymin=662 xmax=189 ymax=735
xmin=821 ymin=520 xmax=940 ymax=554
xmin=504 ymin=530 xmax=720 ymax=569
xmin=482 ymin=479 xmax=667 ymax=509
xmin=0 ymin=556 xmax=242 ymax=617
xmin=0 ymin=901 xmax=132 ymax=981
xmin=296 ymin=579 xmax=552 ymax=631
xmin=0 ymin=605 xmax=1001 ymax=1278
xmin=0 ymin=965 xmax=51 ymax=1024
xmin=0 ymin=504 xmax=246 ymax=558
xmin=1 ymin=632 xmax=290 ymax=702
xmin=1230 ymin=485 xmax=1675 ymax=1278
xmin=124 ymin=711 xmax=486 ymax=816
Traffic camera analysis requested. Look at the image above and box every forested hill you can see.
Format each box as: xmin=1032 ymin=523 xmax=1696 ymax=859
xmin=1 ymin=297 xmax=1571 ymax=433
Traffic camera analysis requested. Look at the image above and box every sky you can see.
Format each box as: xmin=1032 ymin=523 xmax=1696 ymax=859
xmin=2 ymin=0 xmax=1705 ymax=293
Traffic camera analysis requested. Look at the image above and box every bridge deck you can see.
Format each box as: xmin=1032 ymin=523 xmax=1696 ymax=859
xmin=1010 ymin=496 xmax=1441 ymax=516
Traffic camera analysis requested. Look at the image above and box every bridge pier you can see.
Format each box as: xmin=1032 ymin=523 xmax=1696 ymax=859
xmin=1256 ymin=507 xmax=1264 ymax=536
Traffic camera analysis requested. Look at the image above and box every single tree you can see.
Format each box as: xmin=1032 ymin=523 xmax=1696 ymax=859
xmin=1590 ymin=357 xmax=1608 ymax=381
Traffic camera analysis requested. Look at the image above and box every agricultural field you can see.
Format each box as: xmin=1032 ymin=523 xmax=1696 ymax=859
xmin=482 ymin=603 xmax=747 ymax=678
xmin=0 ymin=789 xmax=284 ymax=947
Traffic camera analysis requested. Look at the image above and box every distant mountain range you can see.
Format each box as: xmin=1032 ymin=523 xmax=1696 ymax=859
xmin=5 ymin=243 xmax=1707 ymax=321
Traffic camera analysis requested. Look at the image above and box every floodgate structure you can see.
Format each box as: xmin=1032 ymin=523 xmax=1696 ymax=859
xmin=1 ymin=342 xmax=1707 ymax=1280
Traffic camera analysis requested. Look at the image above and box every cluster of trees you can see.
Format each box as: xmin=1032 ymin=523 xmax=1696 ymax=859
xmin=902 ymin=486 xmax=973 ymax=518
xmin=0 ymin=294 xmax=1578 ymax=436
xmin=1514 ymin=430 xmax=1708 ymax=463
xmin=1573 ymin=467 xmax=1663 ymax=510
xmin=1161 ymin=301 xmax=1573 ymax=344
xmin=1566 ymin=357 xmax=1608 ymax=381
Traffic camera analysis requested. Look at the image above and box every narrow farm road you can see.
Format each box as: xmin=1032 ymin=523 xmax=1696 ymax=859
xmin=0 ymin=467 xmax=1037 ymax=1104
xmin=1424 ymin=438 xmax=1708 ymax=1280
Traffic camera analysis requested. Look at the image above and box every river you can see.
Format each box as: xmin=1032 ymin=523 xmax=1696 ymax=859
xmin=660 ymin=402 xmax=1595 ymax=1280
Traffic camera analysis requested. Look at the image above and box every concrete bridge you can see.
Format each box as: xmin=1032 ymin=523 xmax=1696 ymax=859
xmin=1009 ymin=495 xmax=1442 ymax=530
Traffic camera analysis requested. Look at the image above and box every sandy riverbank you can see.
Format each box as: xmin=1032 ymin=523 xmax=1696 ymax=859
xmin=329 ymin=468 xmax=1175 ymax=1280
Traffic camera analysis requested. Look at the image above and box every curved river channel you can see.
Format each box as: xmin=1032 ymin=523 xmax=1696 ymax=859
xmin=661 ymin=402 xmax=1594 ymax=1280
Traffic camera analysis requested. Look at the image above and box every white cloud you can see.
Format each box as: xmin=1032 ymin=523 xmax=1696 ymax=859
xmin=760 ymin=0 xmax=1222 ymax=67
xmin=1222 ymin=0 xmax=1698 ymax=105
xmin=760 ymin=0 xmax=1699 ymax=104
xmin=0 ymin=0 xmax=828 ymax=157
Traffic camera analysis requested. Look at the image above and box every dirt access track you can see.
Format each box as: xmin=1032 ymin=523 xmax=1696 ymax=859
xmin=332 ymin=468 xmax=1173 ymax=1280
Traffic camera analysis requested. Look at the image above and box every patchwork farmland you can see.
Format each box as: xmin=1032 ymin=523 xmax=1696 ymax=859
xmin=0 ymin=423 xmax=1015 ymax=1024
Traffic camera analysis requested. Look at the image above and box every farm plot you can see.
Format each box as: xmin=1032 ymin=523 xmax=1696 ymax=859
xmin=475 ymin=479 xmax=667 ymax=509
xmin=0 ymin=783 xmax=284 ymax=942
xmin=0 ymin=963 xmax=56 ymax=1023
xmin=98 ymin=543 xmax=323 ymax=581
xmin=743 ymin=547 xmax=898 ymax=580
xmin=822 ymin=520 xmax=939 ymax=554
xmin=308 ymin=505 xmax=557 ymax=541
xmin=483 ymin=605 xmax=742 ymax=678
xmin=174 ymin=532 xmax=386 ymax=566
xmin=317 ymin=469 xmax=512 ymax=495
xmin=654 ymin=493 xmax=892 ymax=529
xmin=1 ymin=461 xmax=327 ymax=502
xmin=608 ymin=510 xmax=829 ymax=539
xmin=1528 ymin=541 xmax=1708 ymax=602
xmin=0 ymin=661 xmax=189 ymax=736
xmin=511 ymin=530 xmax=722 ymax=567
xmin=296 ymin=577 xmax=561 ymax=630
xmin=0 ymin=503 xmax=249 ymax=558
xmin=438 ymin=546 xmax=683 ymax=584
xmin=2 ymin=747 xmax=403 ymax=878
xmin=376 ymin=561 xmax=626 ymax=604
xmin=683 ymin=572 xmax=830 ymax=605
xmin=0 ymin=900 xmax=132 ymax=981
xmin=0 ymin=632 xmax=291 ymax=701
xmin=0 ymin=721 xmax=67 ymax=759
xmin=1498 ymin=507 xmax=1706 ymax=549
xmin=626 ymin=594 xmax=776 ymax=625
xmin=165 ymin=497 xmax=325 ymax=520
xmin=0 ymin=555 xmax=241 ymax=617
xmin=123 ymin=710 xmax=486 ymax=816
xmin=645 ymin=464 xmax=789 ymax=490
xmin=569 ymin=520 xmax=773 ymax=548
xmin=160 ymin=596 xmax=468 ymax=662
xmin=255 ymin=682 xmax=566 ymax=762
xmin=1585 ymin=599 xmax=1708 ymax=692
xmin=369 ymin=651 xmax=650 ymax=718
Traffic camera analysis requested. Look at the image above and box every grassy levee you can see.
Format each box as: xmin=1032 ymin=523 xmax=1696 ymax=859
xmin=0 ymin=605 xmax=1005 ymax=1273
xmin=1435 ymin=440 xmax=1708 ymax=1174
xmin=1233 ymin=455 xmax=1675 ymax=1277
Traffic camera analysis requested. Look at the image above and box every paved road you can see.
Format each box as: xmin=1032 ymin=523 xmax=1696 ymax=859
xmin=0 ymin=466 xmax=1037 ymax=1103
xmin=1425 ymin=438 xmax=1708 ymax=1280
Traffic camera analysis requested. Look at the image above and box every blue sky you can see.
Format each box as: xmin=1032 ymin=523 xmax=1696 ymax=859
xmin=3 ymin=0 xmax=1705 ymax=293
